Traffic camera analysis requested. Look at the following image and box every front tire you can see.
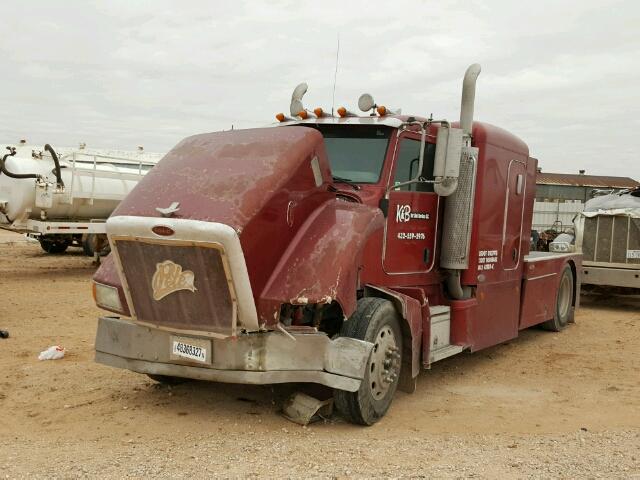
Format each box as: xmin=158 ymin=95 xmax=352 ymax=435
xmin=334 ymin=297 xmax=403 ymax=425
xmin=541 ymin=264 xmax=574 ymax=331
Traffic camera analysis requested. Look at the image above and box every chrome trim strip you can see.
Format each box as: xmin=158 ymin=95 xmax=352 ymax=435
xmin=526 ymin=272 xmax=557 ymax=281
xmin=524 ymin=252 xmax=576 ymax=262
xmin=503 ymin=159 xmax=527 ymax=271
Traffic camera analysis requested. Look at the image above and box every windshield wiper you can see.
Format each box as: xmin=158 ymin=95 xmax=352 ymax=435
xmin=332 ymin=175 xmax=361 ymax=191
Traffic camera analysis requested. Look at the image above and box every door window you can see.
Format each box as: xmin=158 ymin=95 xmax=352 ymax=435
xmin=391 ymin=138 xmax=436 ymax=192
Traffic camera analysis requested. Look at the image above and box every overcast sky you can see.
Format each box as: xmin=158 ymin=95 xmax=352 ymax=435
xmin=1 ymin=0 xmax=638 ymax=177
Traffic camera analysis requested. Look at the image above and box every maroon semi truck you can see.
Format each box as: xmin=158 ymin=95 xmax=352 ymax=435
xmin=92 ymin=64 xmax=581 ymax=425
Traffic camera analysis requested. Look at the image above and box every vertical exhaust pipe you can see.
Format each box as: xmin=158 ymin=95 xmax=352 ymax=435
xmin=442 ymin=63 xmax=481 ymax=300
xmin=459 ymin=64 xmax=481 ymax=144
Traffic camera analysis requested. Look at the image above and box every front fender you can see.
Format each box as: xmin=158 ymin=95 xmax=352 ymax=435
xmin=258 ymin=199 xmax=384 ymax=324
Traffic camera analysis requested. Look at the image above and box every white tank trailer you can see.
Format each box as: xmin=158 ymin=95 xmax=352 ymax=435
xmin=0 ymin=142 xmax=163 ymax=255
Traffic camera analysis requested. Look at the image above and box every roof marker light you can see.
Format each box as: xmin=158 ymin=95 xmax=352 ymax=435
xmin=313 ymin=107 xmax=323 ymax=117
xmin=377 ymin=105 xmax=387 ymax=116
xmin=298 ymin=110 xmax=309 ymax=119
xmin=276 ymin=113 xmax=286 ymax=122
xmin=337 ymin=107 xmax=347 ymax=117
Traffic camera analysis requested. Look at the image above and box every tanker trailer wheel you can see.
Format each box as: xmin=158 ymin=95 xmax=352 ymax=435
xmin=38 ymin=235 xmax=71 ymax=254
xmin=334 ymin=297 xmax=402 ymax=425
xmin=82 ymin=234 xmax=110 ymax=257
xmin=541 ymin=264 xmax=574 ymax=332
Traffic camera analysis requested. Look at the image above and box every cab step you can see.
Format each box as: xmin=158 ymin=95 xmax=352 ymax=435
xmin=428 ymin=305 xmax=465 ymax=364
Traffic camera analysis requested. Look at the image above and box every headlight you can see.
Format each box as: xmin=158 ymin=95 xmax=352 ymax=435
xmin=549 ymin=242 xmax=574 ymax=253
xmin=92 ymin=282 xmax=123 ymax=312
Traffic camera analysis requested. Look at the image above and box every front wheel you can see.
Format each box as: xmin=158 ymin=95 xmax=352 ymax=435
xmin=541 ymin=264 xmax=574 ymax=331
xmin=334 ymin=297 xmax=403 ymax=425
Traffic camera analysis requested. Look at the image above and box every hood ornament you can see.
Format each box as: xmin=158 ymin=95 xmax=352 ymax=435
xmin=151 ymin=260 xmax=196 ymax=301
xmin=156 ymin=201 xmax=180 ymax=217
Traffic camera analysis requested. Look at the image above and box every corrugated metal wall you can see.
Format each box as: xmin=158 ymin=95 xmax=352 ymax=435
xmin=532 ymin=200 xmax=583 ymax=232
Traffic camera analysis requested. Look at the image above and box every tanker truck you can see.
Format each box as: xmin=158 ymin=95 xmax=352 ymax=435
xmin=91 ymin=64 xmax=581 ymax=425
xmin=0 ymin=142 xmax=162 ymax=255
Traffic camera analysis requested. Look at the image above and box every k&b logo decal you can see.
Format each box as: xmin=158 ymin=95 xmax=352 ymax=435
xmin=395 ymin=204 xmax=430 ymax=223
xmin=396 ymin=204 xmax=411 ymax=223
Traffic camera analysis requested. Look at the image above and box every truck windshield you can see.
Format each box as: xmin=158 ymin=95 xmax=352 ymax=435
xmin=309 ymin=125 xmax=391 ymax=183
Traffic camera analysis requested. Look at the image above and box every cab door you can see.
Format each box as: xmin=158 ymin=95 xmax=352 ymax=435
xmin=502 ymin=159 xmax=528 ymax=271
xmin=383 ymin=134 xmax=439 ymax=274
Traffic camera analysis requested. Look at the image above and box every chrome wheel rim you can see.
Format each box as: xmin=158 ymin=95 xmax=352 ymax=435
xmin=368 ymin=325 xmax=400 ymax=399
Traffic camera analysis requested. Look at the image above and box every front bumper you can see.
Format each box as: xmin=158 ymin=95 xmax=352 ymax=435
xmin=582 ymin=264 xmax=640 ymax=288
xmin=95 ymin=316 xmax=373 ymax=392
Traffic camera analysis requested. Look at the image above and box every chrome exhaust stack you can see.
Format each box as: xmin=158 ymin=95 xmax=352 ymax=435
xmin=440 ymin=64 xmax=481 ymax=300
xmin=460 ymin=63 xmax=481 ymax=144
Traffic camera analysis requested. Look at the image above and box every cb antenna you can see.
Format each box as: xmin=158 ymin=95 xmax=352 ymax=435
xmin=331 ymin=33 xmax=340 ymax=116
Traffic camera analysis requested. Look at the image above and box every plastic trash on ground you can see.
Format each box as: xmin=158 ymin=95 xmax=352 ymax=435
xmin=38 ymin=346 xmax=65 ymax=360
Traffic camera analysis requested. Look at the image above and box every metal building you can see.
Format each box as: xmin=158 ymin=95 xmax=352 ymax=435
xmin=533 ymin=171 xmax=639 ymax=232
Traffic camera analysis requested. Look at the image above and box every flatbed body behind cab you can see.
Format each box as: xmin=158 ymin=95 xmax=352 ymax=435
xmin=519 ymin=252 xmax=581 ymax=329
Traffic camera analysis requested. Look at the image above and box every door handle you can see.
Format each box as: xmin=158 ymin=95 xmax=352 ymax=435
xmin=512 ymin=248 xmax=518 ymax=262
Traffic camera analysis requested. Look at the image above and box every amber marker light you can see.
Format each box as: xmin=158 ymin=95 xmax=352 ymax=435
xmin=276 ymin=113 xmax=286 ymax=122
xmin=298 ymin=110 xmax=309 ymax=119
xmin=377 ymin=105 xmax=387 ymax=116
xmin=313 ymin=107 xmax=323 ymax=117
xmin=337 ymin=106 xmax=347 ymax=117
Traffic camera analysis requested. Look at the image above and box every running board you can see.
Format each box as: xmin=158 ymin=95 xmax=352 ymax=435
xmin=430 ymin=344 xmax=465 ymax=363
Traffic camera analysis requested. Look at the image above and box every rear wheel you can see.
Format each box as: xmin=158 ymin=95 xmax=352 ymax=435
xmin=542 ymin=264 xmax=574 ymax=331
xmin=38 ymin=235 xmax=70 ymax=254
xmin=334 ymin=297 xmax=402 ymax=425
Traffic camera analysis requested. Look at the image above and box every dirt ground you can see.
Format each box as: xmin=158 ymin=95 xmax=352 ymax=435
xmin=0 ymin=230 xmax=638 ymax=479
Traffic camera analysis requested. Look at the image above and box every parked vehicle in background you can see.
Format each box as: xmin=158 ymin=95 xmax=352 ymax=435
xmin=91 ymin=64 xmax=581 ymax=425
xmin=0 ymin=142 xmax=162 ymax=257
xmin=575 ymin=187 xmax=640 ymax=293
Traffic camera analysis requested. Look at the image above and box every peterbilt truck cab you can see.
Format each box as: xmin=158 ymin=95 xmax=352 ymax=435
xmin=92 ymin=64 xmax=581 ymax=425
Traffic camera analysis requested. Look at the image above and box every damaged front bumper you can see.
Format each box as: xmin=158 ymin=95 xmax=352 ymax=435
xmin=95 ymin=316 xmax=373 ymax=392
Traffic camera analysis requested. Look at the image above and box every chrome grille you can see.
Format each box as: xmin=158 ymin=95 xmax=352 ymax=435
xmin=582 ymin=215 xmax=640 ymax=265
xmin=114 ymin=239 xmax=235 ymax=336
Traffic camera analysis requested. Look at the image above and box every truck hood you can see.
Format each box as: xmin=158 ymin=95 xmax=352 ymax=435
xmin=112 ymin=126 xmax=331 ymax=230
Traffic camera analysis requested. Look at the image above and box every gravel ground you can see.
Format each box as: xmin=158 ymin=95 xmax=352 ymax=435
xmin=0 ymin=234 xmax=639 ymax=478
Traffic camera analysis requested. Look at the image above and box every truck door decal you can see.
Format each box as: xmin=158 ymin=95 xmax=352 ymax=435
xmin=383 ymin=191 xmax=439 ymax=274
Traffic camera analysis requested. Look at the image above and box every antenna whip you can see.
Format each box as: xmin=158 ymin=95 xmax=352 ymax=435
xmin=331 ymin=34 xmax=340 ymax=115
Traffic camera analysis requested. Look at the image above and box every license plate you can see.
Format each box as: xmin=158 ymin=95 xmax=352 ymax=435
xmin=170 ymin=336 xmax=209 ymax=363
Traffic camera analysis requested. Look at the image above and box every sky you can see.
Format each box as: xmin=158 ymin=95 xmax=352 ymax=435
xmin=0 ymin=0 xmax=638 ymax=177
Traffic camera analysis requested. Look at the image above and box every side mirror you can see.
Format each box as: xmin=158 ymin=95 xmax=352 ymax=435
xmin=433 ymin=126 xmax=463 ymax=196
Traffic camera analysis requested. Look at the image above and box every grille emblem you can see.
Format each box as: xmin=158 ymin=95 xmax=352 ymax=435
xmin=151 ymin=260 xmax=197 ymax=300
